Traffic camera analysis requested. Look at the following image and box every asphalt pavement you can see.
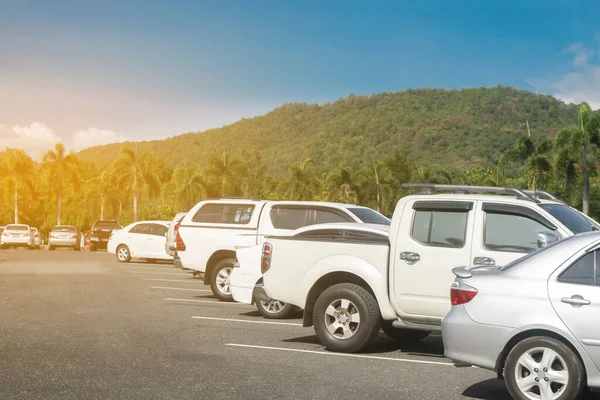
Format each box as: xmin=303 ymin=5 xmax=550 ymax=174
xmin=0 ymin=248 xmax=589 ymax=400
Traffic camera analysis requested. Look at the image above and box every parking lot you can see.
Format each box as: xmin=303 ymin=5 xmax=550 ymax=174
xmin=0 ymin=250 xmax=546 ymax=399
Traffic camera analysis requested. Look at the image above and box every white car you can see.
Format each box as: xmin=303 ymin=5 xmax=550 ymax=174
xmin=1 ymin=224 xmax=34 ymax=249
xmin=260 ymin=184 xmax=600 ymax=353
xmin=108 ymin=221 xmax=173 ymax=263
xmin=176 ymin=198 xmax=389 ymax=305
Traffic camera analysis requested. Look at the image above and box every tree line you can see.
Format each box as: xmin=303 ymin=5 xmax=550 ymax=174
xmin=2 ymin=103 xmax=600 ymax=234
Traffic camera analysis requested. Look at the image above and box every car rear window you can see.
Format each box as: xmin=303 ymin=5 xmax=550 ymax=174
xmin=347 ymin=208 xmax=391 ymax=225
xmin=94 ymin=221 xmax=122 ymax=229
xmin=53 ymin=226 xmax=77 ymax=233
xmin=540 ymin=204 xmax=597 ymax=234
xmin=5 ymin=225 xmax=28 ymax=231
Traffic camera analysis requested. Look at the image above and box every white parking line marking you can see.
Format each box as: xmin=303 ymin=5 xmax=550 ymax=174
xmin=165 ymin=298 xmax=247 ymax=306
xmin=127 ymin=271 xmax=188 ymax=276
xmin=192 ymin=316 xmax=302 ymax=326
xmin=151 ymin=286 xmax=211 ymax=292
xmin=225 ymin=344 xmax=453 ymax=366
xmin=141 ymin=278 xmax=200 ymax=283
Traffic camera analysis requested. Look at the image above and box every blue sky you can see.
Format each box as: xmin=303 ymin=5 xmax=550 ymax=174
xmin=1 ymin=0 xmax=600 ymax=156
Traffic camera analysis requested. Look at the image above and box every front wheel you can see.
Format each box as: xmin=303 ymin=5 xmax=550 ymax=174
xmin=312 ymin=283 xmax=381 ymax=353
xmin=504 ymin=336 xmax=584 ymax=400
xmin=116 ymin=245 xmax=131 ymax=263
xmin=381 ymin=321 xmax=430 ymax=345
xmin=255 ymin=298 xmax=296 ymax=319
xmin=210 ymin=259 xmax=235 ymax=302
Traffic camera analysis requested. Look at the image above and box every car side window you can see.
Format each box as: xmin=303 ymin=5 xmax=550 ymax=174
xmin=485 ymin=212 xmax=548 ymax=253
xmin=192 ymin=204 xmax=254 ymax=224
xmin=314 ymin=209 xmax=353 ymax=224
xmin=411 ymin=210 xmax=468 ymax=248
xmin=559 ymin=252 xmax=596 ymax=286
xmin=192 ymin=204 xmax=226 ymax=223
xmin=130 ymin=224 xmax=152 ymax=234
xmin=150 ymin=224 xmax=168 ymax=237
xmin=270 ymin=207 xmax=310 ymax=230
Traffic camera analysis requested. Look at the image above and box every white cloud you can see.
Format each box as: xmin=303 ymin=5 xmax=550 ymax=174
xmin=552 ymin=66 xmax=600 ymax=109
xmin=71 ymin=127 xmax=126 ymax=151
xmin=565 ymin=42 xmax=595 ymax=67
xmin=0 ymin=122 xmax=61 ymax=158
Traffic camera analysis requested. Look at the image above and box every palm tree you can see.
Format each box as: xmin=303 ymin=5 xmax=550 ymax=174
xmin=42 ymin=143 xmax=79 ymax=225
xmin=3 ymin=149 xmax=35 ymax=224
xmin=114 ymin=146 xmax=161 ymax=222
xmin=172 ymin=163 xmax=206 ymax=210
xmin=554 ymin=104 xmax=600 ymax=214
xmin=337 ymin=168 xmax=359 ymax=203
xmin=289 ymin=158 xmax=314 ymax=200
xmin=206 ymin=152 xmax=243 ymax=197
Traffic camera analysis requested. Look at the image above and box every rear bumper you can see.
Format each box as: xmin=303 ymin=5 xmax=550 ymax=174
xmin=230 ymin=268 xmax=257 ymax=304
xmin=49 ymin=238 xmax=78 ymax=247
xmin=89 ymin=237 xmax=109 ymax=248
xmin=1 ymin=237 xmax=32 ymax=246
xmin=442 ymin=305 xmax=514 ymax=371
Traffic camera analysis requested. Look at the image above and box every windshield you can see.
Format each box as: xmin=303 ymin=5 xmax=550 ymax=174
xmin=540 ymin=204 xmax=598 ymax=234
xmin=53 ymin=226 xmax=77 ymax=233
xmin=94 ymin=221 xmax=122 ymax=229
xmin=348 ymin=208 xmax=391 ymax=225
xmin=6 ymin=225 xmax=29 ymax=231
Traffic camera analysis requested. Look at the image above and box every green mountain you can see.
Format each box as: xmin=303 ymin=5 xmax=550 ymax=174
xmin=79 ymin=86 xmax=579 ymax=174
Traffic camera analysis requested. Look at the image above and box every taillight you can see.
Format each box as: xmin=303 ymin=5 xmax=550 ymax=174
xmin=175 ymin=230 xmax=186 ymax=251
xmin=450 ymin=281 xmax=478 ymax=305
xmin=2 ymin=232 xmax=9 ymax=236
xmin=233 ymin=255 xmax=240 ymax=268
xmin=261 ymin=242 xmax=272 ymax=274
xmin=71 ymin=235 xmax=78 ymax=239
xmin=49 ymin=234 xmax=56 ymax=239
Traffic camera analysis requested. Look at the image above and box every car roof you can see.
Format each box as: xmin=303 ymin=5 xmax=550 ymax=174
xmin=405 ymin=193 xmax=562 ymax=205
xmin=6 ymin=224 xmax=29 ymax=227
xmin=292 ymin=222 xmax=390 ymax=235
xmin=132 ymin=220 xmax=170 ymax=225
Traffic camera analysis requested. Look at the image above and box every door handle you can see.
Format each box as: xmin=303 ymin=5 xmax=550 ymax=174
xmin=400 ymin=252 xmax=420 ymax=265
xmin=561 ymin=295 xmax=591 ymax=307
xmin=473 ymin=257 xmax=495 ymax=266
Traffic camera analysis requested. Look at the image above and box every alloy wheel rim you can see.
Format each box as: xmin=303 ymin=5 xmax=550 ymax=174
xmin=215 ymin=266 xmax=232 ymax=295
xmin=514 ymin=346 xmax=569 ymax=400
xmin=324 ymin=298 xmax=361 ymax=340
xmin=260 ymin=300 xmax=286 ymax=314
xmin=117 ymin=247 xmax=128 ymax=261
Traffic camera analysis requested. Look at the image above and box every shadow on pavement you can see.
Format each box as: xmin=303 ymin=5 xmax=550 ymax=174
xmin=461 ymin=378 xmax=510 ymax=399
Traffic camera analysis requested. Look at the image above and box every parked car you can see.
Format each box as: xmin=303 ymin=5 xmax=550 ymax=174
xmin=30 ymin=228 xmax=42 ymax=249
xmin=176 ymin=198 xmax=389 ymax=304
xmin=89 ymin=220 xmax=122 ymax=251
xmin=259 ymin=184 xmax=600 ymax=353
xmin=166 ymin=212 xmax=187 ymax=257
xmin=48 ymin=226 xmax=80 ymax=250
xmin=443 ymin=232 xmax=600 ymax=399
xmin=108 ymin=220 xmax=172 ymax=263
xmin=1 ymin=224 xmax=34 ymax=249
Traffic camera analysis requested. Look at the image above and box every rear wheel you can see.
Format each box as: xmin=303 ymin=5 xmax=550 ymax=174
xmin=380 ymin=321 xmax=430 ymax=345
xmin=48 ymin=246 xmax=55 ymax=251
xmin=89 ymin=245 xmax=97 ymax=252
xmin=504 ymin=336 xmax=584 ymax=400
xmin=116 ymin=245 xmax=131 ymax=263
xmin=313 ymin=283 xmax=381 ymax=353
xmin=210 ymin=259 xmax=235 ymax=302
xmin=74 ymin=246 xmax=81 ymax=251
xmin=255 ymin=298 xmax=296 ymax=319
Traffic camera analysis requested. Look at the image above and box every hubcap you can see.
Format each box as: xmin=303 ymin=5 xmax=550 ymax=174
xmin=324 ymin=298 xmax=360 ymax=340
xmin=215 ymin=266 xmax=232 ymax=295
xmin=260 ymin=300 xmax=286 ymax=314
xmin=118 ymin=247 xmax=128 ymax=261
xmin=515 ymin=347 xmax=569 ymax=400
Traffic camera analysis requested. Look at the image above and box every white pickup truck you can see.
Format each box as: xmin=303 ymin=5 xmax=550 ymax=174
xmin=258 ymin=184 xmax=600 ymax=353
xmin=175 ymin=199 xmax=390 ymax=303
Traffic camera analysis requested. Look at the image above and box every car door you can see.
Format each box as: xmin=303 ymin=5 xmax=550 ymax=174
xmin=148 ymin=224 xmax=169 ymax=258
xmin=392 ymin=199 xmax=475 ymax=320
xmin=548 ymin=249 xmax=600 ymax=369
xmin=471 ymin=202 xmax=564 ymax=267
xmin=127 ymin=223 xmax=152 ymax=256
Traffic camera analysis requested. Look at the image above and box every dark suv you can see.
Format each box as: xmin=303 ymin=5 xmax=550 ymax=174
xmin=89 ymin=220 xmax=122 ymax=251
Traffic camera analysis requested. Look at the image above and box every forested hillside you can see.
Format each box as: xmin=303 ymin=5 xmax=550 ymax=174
xmin=79 ymin=87 xmax=579 ymax=174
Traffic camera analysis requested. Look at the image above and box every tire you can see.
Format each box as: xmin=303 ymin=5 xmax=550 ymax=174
xmin=49 ymin=246 xmax=55 ymax=251
xmin=89 ymin=246 xmax=97 ymax=252
xmin=116 ymin=245 xmax=131 ymax=263
xmin=504 ymin=336 xmax=584 ymax=400
xmin=255 ymin=298 xmax=296 ymax=319
xmin=74 ymin=246 xmax=81 ymax=251
xmin=312 ymin=283 xmax=381 ymax=353
xmin=381 ymin=321 xmax=430 ymax=345
xmin=145 ymin=259 xmax=158 ymax=264
xmin=209 ymin=259 xmax=235 ymax=302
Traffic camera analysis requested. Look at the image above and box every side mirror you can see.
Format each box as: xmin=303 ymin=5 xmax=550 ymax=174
xmin=537 ymin=232 xmax=560 ymax=248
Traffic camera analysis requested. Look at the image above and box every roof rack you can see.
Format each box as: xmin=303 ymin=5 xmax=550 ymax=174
xmin=522 ymin=190 xmax=565 ymax=203
xmin=401 ymin=183 xmax=545 ymax=203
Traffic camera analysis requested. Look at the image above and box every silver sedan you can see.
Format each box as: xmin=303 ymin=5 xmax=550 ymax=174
xmin=442 ymin=232 xmax=600 ymax=400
